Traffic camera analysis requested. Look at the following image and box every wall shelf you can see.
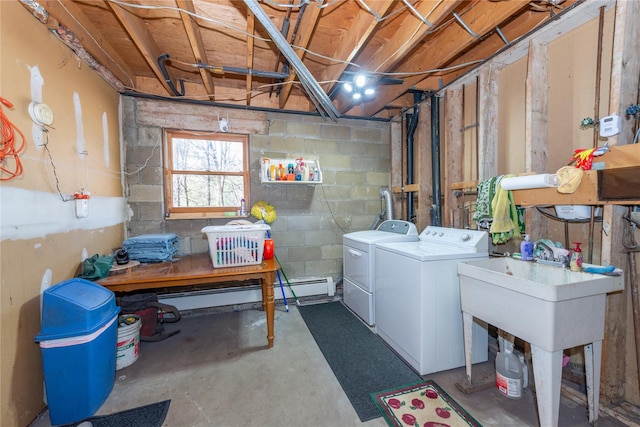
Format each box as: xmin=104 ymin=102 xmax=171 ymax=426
xmin=451 ymin=144 xmax=640 ymax=207
xmin=260 ymin=157 xmax=322 ymax=184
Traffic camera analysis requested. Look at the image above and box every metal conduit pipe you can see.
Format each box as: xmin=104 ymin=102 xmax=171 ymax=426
xmin=405 ymin=107 xmax=419 ymax=222
xmin=199 ymin=64 xmax=289 ymax=80
xmin=430 ymin=93 xmax=442 ymax=226
xmin=244 ymin=0 xmax=340 ymax=121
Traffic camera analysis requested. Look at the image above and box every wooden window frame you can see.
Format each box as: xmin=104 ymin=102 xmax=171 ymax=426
xmin=163 ymin=129 xmax=250 ymax=220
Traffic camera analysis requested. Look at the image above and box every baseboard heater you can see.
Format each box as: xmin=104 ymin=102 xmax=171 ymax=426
xmin=158 ymin=277 xmax=335 ymax=311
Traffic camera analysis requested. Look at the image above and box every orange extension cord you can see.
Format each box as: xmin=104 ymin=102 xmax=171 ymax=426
xmin=0 ymin=96 xmax=25 ymax=180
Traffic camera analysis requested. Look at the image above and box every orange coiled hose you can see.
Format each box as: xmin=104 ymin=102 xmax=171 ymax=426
xmin=0 ymin=96 xmax=25 ymax=180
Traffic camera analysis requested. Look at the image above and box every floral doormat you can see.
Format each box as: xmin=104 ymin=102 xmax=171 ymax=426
xmin=371 ymin=380 xmax=482 ymax=427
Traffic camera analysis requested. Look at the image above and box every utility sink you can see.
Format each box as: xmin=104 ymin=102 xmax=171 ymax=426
xmin=458 ymin=257 xmax=624 ymax=426
xmin=457 ymin=257 xmax=624 ymax=352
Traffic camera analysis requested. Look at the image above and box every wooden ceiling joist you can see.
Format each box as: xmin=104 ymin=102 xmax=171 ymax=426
xmin=246 ymin=10 xmax=255 ymax=106
xmin=25 ymin=0 xmax=134 ymax=91
xmin=361 ymin=1 xmax=531 ymax=117
xmin=278 ymin=1 xmax=324 ymax=110
xmin=19 ymin=0 xmax=606 ymax=119
xmin=108 ymin=2 xmax=181 ymax=97
xmin=176 ymin=0 xmax=216 ymax=101
xmin=316 ymin=0 xmax=395 ymax=96
xmin=336 ymin=0 xmax=463 ymax=114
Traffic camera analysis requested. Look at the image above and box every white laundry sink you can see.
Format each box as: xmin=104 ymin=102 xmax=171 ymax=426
xmin=457 ymin=257 xmax=624 ymax=352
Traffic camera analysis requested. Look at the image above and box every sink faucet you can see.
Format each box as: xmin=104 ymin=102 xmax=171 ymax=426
xmin=534 ymin=241 xmax=554 ymax=260
xmin=534 ymin=241 xmax=571 ymax=268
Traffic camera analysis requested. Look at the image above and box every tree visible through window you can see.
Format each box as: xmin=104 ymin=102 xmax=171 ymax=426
xmin=164 ymin=130 xmax=249 ymax=219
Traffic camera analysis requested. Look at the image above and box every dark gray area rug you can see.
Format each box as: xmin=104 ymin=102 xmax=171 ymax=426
xmin=62 ymin=400 xmax=170 ymax=427
xmin=298 ymin=301 xmax=421 ymax=422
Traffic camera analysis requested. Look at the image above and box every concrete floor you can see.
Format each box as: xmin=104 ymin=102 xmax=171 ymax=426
xmin=31 ymin=300 xmax=632 ymax=427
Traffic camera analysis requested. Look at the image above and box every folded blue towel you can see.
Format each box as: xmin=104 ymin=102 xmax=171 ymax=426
xmin=123 ymin=233 xmax=179 ymax=262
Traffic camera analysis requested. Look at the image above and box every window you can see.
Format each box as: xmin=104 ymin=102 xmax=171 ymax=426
xmin=163 ymin=130 xmax=249 ymax=219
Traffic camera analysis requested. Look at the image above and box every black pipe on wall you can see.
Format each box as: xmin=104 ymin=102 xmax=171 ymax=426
xmin=430 ymin=94 xmax=442 ymax=226
xmin=405 ymin=106 xmax=419 ymax=222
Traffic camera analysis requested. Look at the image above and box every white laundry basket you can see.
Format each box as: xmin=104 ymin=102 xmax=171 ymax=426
xmin=201 ymin=224 xmax=270 ymax=267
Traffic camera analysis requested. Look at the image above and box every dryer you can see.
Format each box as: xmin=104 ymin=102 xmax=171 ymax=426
xmin=375 ymin=226 xmax=489 ymax=375
xmin=343 ymin=220 xmax=418 ymax=325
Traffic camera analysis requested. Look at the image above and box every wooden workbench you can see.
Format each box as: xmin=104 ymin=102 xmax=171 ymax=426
xmin=98 ymin=253 xmax=280 ymax=348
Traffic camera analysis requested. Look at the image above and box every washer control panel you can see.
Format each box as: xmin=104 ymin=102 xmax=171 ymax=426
xmin=419 ymin=226 xmax=488 ymax=251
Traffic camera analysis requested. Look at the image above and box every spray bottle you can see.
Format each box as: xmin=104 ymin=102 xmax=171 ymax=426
xmin=570 ymin=242 xmax=583 ymax=272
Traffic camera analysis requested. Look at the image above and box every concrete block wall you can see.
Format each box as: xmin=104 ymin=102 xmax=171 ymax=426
xmin=123 ymin=97 xmax=392 ymax=282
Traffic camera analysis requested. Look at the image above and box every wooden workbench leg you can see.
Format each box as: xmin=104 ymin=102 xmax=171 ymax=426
xmin=263 ymin=272 xmax=275 ymax=348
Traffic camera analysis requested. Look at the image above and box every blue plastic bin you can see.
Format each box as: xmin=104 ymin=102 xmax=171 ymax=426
xmin=35 ymin=278 xmax=120 ymax=426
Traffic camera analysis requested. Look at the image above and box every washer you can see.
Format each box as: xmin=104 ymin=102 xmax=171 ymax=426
xmin=375 ymin=226 xmax=489 ymax=375
xmin=343 ymin=220 xmax=418 ymax=326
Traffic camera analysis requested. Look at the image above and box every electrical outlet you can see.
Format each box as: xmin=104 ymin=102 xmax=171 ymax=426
xmin=75 ymin=198 xmax=89 ymax=218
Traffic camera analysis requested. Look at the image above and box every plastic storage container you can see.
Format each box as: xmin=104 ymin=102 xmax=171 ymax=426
xmin=35 ymin=278 xmax=120 ymax=426
xmin=201 ymin=224 xmax=270 ymax=267
xmin=495 ymin=343 xmax=524 ymax=399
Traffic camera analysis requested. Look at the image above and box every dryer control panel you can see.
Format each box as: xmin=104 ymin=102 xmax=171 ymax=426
xmin=377 ymin=220 xmax=418 ymax=236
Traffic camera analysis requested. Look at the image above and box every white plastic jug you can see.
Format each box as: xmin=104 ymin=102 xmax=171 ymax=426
xmin=496 ymin=347 xmax=523 ymax=399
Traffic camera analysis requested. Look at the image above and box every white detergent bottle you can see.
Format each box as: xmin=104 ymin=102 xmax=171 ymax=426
xmin=495 ymin=341 xmax=523 ymax=399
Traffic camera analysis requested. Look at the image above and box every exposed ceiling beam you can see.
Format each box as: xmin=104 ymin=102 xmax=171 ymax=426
xmin=360 ymin=0 xmax=531 ymax=117
xmin=278 ymin=1 xmax=324 ymax=110
xmin=368 ymin=0 xmax=464 ymax=73
xmin=243 ymin=0 xmax=339 ymax=120
xmin=316 ymin=0 xmax=395 ymax=95
xmin=246 ymin=10 xmax=256 ymax=106
xmin=108 ymin=1 xmax=181 ymax=96
xmin=27 ymin=0 xmax=134 ymax=90
xmin=413 ymin=6 xmax=561 ymax=92
xmin=335 ymin=0 xmax=465 ymax=114
xmin=176 ymin=0 xmax=216 ymax=101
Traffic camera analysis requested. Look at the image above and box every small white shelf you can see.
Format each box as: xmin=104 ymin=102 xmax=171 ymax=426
xmin=260 ymin=157 xmax=322 ymax=184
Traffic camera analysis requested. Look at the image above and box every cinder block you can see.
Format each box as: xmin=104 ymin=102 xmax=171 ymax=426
xmin=268 ymin=136 xmax=304 ymax=153
xmin=302 ymin=139 xmax=337 ymax=154
xmin=303 ymin=230 xmax=339 ymax=246
xmin=285 ymin=121 xmax=321 ymax=137
xmin=128 ymin=184 xmax=163 ymax=203
xmin=126 ymin=146 xmax=161 ymax=167
xmin=352 ymin=126 xmax=384 ymax=142
xmin=250 ymin=134 xmax=269 ymax=151
xmin=268 ymin=119 xmax=286 ymax=135
xmin=366 ymin=172 xmax=390 ymax=186
xmin=288 ymin=246 xmax=322 ymax=262
xmin=138 ymin=202 xmax=164 ymax=221
xmin=138 ymin=126 xmax=161 ymax=146
xmin=138 ymin=166 xmax=163 ymax=185
xmin=321 ymin=124 xmax=351 ymax=140
xmin=305 ymin=259 xmax=339 ymax=277
xmin=336 ymin=171 xmax=365 ymax=186
xmin=322 ymin=244 xmax=343 ymax=260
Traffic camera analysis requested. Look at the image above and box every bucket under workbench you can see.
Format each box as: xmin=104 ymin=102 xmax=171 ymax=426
xmin=116 ymin=314 xmax=141 ymax=370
